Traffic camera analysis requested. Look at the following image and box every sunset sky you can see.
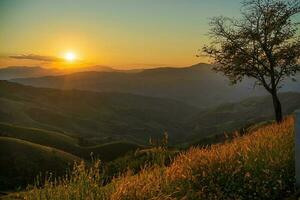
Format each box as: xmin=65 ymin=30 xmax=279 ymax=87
xmin=0 ymin=0 xmax=243 ymax=69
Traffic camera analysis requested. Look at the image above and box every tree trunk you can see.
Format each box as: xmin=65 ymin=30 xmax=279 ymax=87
xmin=271 ymin=92 xmax=283 ymax=123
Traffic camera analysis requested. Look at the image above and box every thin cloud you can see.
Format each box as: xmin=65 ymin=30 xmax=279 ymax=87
xmin=9 ymin=54 xmax=63 ymax=62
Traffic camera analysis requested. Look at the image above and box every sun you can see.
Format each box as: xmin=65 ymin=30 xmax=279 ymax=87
xmin=64 ymin=52 xmax=76 ymax=62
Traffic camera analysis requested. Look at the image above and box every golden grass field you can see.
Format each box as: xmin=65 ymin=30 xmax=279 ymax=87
xmin=13 ymin=116 xmax=295 ymax=200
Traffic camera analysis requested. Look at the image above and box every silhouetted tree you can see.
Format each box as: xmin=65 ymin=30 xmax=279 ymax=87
xmin=202 ymin=0 xmax=300 ymax=123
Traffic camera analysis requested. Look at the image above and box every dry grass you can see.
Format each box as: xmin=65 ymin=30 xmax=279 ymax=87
xmin=110 ymin=116 xmax=295 ymax=200
xmin=21 ymin=160 xmax=110 ymax=200
xmin=20 ymin=116 xmax=295 ymax=200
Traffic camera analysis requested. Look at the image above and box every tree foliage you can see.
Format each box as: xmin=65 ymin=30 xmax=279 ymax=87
xmin=203 ymin=0 xmax=300 ymax=122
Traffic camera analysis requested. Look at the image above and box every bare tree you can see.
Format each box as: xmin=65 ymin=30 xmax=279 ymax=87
xmin=203 ymin=0 xmax=300 ymax=123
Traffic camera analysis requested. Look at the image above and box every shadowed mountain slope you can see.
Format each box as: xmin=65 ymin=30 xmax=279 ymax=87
xmin=1 ymin=81 xmax=300 ymax=146
xmin=11 ymin=63 xmax=300 ymax=108
xmin=0 ymin=81 xmax=199 ymax=144
xmin=0 ymin=137 xmax=80 ymax=190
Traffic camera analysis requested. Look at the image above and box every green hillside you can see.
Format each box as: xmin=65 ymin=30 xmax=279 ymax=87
xmin=0 ymin=124 xmax=143 ymax=191
xmin=185 ymin=92 xmax=300 ymax=142
xmin=1 ymin=81 xmax=300 ymax=193
xmin=0 ymin=123 xmax=143 ymax=161
xmin=0 ymin=122 xmax=144 ymax=191
xmin=0 ymin=137 xmax=80 ymax=190
xmin=0 ymin=80 xmax=199 ymax=144
xmin=0 ymin=123 xmax=78 ymax=154
xmin=1 ymin=81 xmax=300 ymax=146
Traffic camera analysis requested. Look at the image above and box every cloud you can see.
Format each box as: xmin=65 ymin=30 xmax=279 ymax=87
xmin=9 ymin=54 xmax=63 ymax=62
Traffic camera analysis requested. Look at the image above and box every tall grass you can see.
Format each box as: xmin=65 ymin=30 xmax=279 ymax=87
xmin=22 ymin=160 xmax=109 ymax=200
xmin=20 ymin=116 xmax=295 ymax=199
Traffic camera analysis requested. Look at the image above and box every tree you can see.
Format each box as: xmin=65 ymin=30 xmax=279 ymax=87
xmin=202 ymin=0 xmax=300 ymax=123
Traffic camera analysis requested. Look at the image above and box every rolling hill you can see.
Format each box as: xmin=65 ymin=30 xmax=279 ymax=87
xmin=15 ymin=117 xmax=295 ymax=200
xmin=185 ymin=92 xmax=300 ymax=142
xmin=0 ymin=137 xmax=80 ymax=190
xmin=0 ymin=124 xmax=143 ymax=191
xmin=0 ymin=65 xmax=139 ymax=81
xmin=0 ymin=66 xmax=61 ymax=80
xmin=11 ymin=63 xmax=300 ymax=108
xmin=0 ymin=123 xmax=143 ymax=161
xmin=0 ymin=123 xmax=78 ymax=152
xmin=0 ymin=80 xmax=199 ymax=144
xmin=1 ymin=81 xmax=300 ymax=193
xmin=1 ymin=81 xmax=300 ymax=145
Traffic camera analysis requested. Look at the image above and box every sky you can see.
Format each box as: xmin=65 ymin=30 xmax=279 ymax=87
xmin=0 ymin=0 xmax=243 ymax=69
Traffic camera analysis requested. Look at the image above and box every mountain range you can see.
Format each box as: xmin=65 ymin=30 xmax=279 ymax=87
xmin=0 ymin=66 xmax=61 ymax=80
xmin=1 ymin=77 xmax=300 ymax=191
xmin=1 ymin=80 xmax=300 ymax=146
xmin=10 ymin=63 xmax=300 ymax=108
xmin=0 ymin=65 xmax=140 ymax=80
xmin=0 ymin=80 xmax=198 ymax=144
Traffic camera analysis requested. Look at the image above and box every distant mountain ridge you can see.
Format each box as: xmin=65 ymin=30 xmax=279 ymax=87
xmin=1 ymin=81 xmax=300 ymax=192
xmin=11 ymin=63 xmax=300 ymax=108
xmin=1 ymin=81 xmax=300 ymax=145
xmin=0 ymin=80 xmax=199 ymax=144
xmin=0 ymin=66 xmax=62 ymax=80
xmin=0 ymin=65 xmax=136 ymax=81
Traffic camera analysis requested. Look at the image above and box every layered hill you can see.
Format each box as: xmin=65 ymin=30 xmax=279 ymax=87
xmin=0 ymin=80 xmax=199 ymax=144
xmin=185 ymin=92 xmax=300 ymax=142
xmin=1 ymin=81 xmax=300 ymax=192
xmin=0 ymin=65 xmax=128 ymax=80
xmin=17 ymin=117 xmax=295 ymax=200
xmin=0 ymin=66 xmax=61 ymax=80
xmin=0 ymin=123 xmax=143 ymax=161
xmin=0 ymin=137 xmax=80 ymax=190
xmin=11 ymin=63 xmax=300 ymax=108
xmin=0 ymin=123 xmax=142 ymax=190
xmin=1 ymin=81 xmax=300 ymax=145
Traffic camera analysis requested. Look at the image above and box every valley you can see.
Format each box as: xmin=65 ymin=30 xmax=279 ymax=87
xmin=1 ymin=79 xmax=300 ymax=192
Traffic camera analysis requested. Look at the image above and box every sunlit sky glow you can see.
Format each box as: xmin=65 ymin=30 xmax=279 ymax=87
xmin=0 ymin=0 xmax=256 ymax=69
xmin=64 ymin=52 xmax=76 ymax=62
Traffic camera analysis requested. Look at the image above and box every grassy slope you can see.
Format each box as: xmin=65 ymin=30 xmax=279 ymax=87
xmin=0 ymin=124 xmax=143 ymax=191
xmin=185 ymin=92 xmax=300 ymax=142
xmin=0 ymin=123 xmax=78 ymax=154
xmin=107 ymin=116 xmax=295 ymax=199
xmin=1 ymin=81 xmax=300 ymax=146
xmin=0 ymin=137 xmax=80 ymax=190
xmin=18 ymin=116 xmax=295 ymax=200
xmin=0 ymin=80 xmax=199 ymax=144
xmin=0 ymin=123 xmax=143 ymax=161
xmin=82 ymin=142 xmax=145 ymax=161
